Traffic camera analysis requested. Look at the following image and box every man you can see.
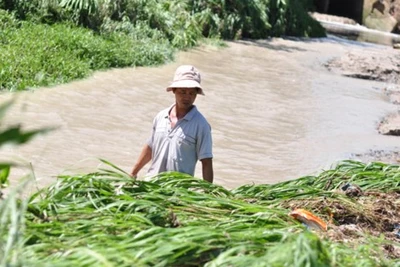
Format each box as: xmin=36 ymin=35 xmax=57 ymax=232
xmin=130 ymin=65 xmax=214 ymax=183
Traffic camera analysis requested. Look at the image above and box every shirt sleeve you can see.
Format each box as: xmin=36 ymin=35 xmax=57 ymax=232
xmin=146 ymin=116 xmax=157 ymax=149
xmin=196 ymin=122 xmax=213 ymax=160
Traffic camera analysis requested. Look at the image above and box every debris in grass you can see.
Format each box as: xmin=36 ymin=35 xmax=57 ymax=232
xmin=395 ymin=224 xmax=400 ymax=239
xmin=283 ymin=190 xmax=400 ymax=259
xmin=289 ymin=208 xmax=328 ymax=231
xmin=341 ymin=183 xmax=363 ymax=197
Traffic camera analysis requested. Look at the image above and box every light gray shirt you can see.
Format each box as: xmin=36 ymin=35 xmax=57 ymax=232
xmin=146 ymin=104 xmax=213 ymax=177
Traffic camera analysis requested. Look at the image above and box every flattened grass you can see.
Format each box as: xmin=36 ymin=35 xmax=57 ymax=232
xmin=1 ymin=160 xmax=400 ymax=266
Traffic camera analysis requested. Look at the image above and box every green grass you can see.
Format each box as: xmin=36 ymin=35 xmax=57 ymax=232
xmin=1 ymin=160 xmax=399 ymax=266
xmin=0 ymin=11 xmax=174 ymax=91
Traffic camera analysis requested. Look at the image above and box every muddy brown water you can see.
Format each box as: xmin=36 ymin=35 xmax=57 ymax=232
xmin=1 ymin=37 xmax=399 ymax=191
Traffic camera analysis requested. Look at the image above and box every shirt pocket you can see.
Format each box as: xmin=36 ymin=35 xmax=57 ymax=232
xmin=178 ymin=134 xmax=196 ymax=148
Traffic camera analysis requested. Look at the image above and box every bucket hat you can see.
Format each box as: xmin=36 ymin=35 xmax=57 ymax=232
xmin=166 ymin=65 xmax=205 ymax=95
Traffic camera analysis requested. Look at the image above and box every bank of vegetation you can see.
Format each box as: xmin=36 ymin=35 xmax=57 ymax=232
xmin=0 ymin=0 xmax=325 ymax=91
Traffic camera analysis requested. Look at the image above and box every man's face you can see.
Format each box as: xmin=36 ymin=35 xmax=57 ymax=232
xmin=173 ymin=88 xmax=198 ymax=108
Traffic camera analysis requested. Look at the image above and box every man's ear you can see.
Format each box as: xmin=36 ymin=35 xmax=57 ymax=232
xmin=172 ymin=88 xmax=176 ymax=94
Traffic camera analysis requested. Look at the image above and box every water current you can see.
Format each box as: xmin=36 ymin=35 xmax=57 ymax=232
xmin=1 ymin=36 xmax=399 ymax=190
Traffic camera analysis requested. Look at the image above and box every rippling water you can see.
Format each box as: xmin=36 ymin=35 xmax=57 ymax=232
xmin=1 ymin=37 xmax=399 ymax=190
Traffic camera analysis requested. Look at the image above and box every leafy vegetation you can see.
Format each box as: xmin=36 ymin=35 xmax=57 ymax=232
xmin=0 ymin=10 xmax=174 ymax=91
xmin=0 ymin=0 xmax=325 ymax=91
xmin=1 ymin=160 xmax=399 ymax=266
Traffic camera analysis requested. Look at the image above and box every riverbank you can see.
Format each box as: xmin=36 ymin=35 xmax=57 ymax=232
xmin=323 ymin=40 xmax=400 ymax=163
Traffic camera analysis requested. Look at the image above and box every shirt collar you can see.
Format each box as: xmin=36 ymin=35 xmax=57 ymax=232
xmin=166 ymin=104 xmax=197 ymax=121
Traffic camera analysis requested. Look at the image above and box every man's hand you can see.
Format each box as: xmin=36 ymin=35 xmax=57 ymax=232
xmin=130 ymin=144 xmax=152 ymax=179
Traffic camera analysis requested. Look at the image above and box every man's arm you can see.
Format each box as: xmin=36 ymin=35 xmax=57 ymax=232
xmin=200 ymin=158 xmax=213 ymax=183
xmin=131 ymin=144 xmax=152 ymax=178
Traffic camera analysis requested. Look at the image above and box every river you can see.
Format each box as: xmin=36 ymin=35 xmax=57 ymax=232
xmin=1 ymin=36 xmax=399 ymax=190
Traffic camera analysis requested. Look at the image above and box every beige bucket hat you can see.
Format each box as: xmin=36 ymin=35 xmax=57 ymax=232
xmin=166 ymin=65 xmax=205 ymax=95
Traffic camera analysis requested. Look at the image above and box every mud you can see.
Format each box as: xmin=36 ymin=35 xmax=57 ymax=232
xmin=324 ymin=44 xmax=400 ymax=162
xmin=351 ymin=149 xmax=400 ymax=164
xmin=324 ymin=48 xmax=400 ymax=85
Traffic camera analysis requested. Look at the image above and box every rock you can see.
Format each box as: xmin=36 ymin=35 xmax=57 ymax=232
xmin=341 ymin=183 xmax=363 ymax=197
xmin=378 ymin=112 xmax=400 ymax=135
xmin=383 ymin=85 xmax=400 ymax=104
xmin=363 ymin=0 xmax=400 ymax=32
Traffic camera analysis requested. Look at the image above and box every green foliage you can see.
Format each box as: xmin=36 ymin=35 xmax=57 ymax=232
xmin=0 ymin=0 xmax=326 ymax=91
xmin=0 ymin=125 xmax=51 ymax=147
xmin=190 ymin=0 xmax=271 ymax=39
xmin=284 ymin=0 xmax=326 ymax=37
xmin=0 ymin=160 xmax=398 ymax=266
xmin=0 ymin=165 xmax=10 ymax=188
xmin=205 ymin=233 xmax=332 ymax=266
xmin=0 ymin=14 xmax=174 ymax=91
xmin=0 ymin=0 xmax=53 ymax=21
xmin=2 ymin=0 xmax=325 ymax=40
xmin=0 ymin=8 xmax=19 ymax=28
xmin=99 ymin=0 xmax=203 ymax=49
xmin=0 ymin=22 xmax=89 ymax=91
xmin=59 ymin=0 xmax=99 ymax=14
xmin=0 ymin=180 xmax=30 ymax=266
xmin=233 ymin=160 xmax=400 ymax=204
xmin=234 ymin=232 xmax=331 ymax=267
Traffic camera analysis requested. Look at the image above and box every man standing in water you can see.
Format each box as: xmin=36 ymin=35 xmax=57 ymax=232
xmin=130 ymin=65 xmax=214 ymax=183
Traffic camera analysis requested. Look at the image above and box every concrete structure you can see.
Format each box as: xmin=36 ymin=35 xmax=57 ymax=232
xmin=314 ymin=0 xmax=400 ymax=33
xmin=315 ymin=0 xmax=364 ymax=24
